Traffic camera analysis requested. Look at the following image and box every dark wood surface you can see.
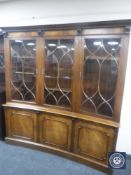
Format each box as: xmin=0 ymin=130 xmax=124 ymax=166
xmin=0 ymin=92 xmax=5 ymax=140
xmin=4 ymin=38 xmax=11 ymax=102
xmin=73 ymin=121 xmax=115 ymax=164
xmin=72 ymin=36 xmax=84 ymax=112
xmin=0 ymin=37 xmax=5 ymax=140
xmin=4 ymin=28 xmax=129 ymax=121
xmin=3 ymin=102 xmax=119 ymax=128
xmin=3 ymin=25 xmax=129 ymax=172
xmin=36 ymin=37 xmax=44 ymax=105
xmin=4 ymin=107 xmax=117 ymax=172
xmin=39 ymin=113 xmax=72 ymax=151
xmin=5 ymin=109 xmax=37 ymax=141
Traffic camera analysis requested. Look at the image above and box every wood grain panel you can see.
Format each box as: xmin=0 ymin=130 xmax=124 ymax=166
xmin=44 ymin=30 xmax=76 ymax=37
xmin=3 ymin=102 xmax=120 ymax=128
xmin=39 ymin=113 xmax=72 ymax=151
xmin=82 ymin=28 xmax=126 ymax=35
xmin=5 ymin=109 xmax=37 ymax=141
xmin=4 ymin=38 xmax=11 ymax=101
xmin=72 ymin=36 xmax=84 ymax=112
xmin=8 ymin=32 xmax=38 ymax=38
xmin=74 ymin=121 xmax=115 ymax=163
xmin=36 ymin=37 xmax=44 ymax=105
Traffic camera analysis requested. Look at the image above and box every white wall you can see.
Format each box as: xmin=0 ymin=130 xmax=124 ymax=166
xmin=116 ymin=31 xmax=131 ymax=155
xmin=0 ymin=0 xmax=131 ymax=154
xmin=0 ymin=0 xmax=131 ymax=27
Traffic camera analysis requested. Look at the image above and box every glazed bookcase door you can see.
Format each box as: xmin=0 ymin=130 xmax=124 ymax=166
xmin=6 ymin=38 xmax=37 ymax=103
xmin=80 ymin=36 xmax=122 ymax=118
xmin=43 ymin=37 xmax=75 ymax=109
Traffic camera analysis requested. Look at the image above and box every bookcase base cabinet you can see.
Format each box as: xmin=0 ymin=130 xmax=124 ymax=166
xmin=5 ymin=108 xmax=117 ymax=171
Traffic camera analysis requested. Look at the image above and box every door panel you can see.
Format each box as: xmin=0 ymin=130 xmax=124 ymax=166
xmin=43 ymin=38 xmax=75 ymax=109
xmin=80 ymin=37 xmax=121 ymax=117
xmin=5 ymin=109 xmax=37 ymax=141
xmin=39 ymin=113 xmax=72 ymax=151
xmin=74 ymin=121 xmax=115 ymax=163
xmin=9 ymin=39 xmax=37 ymax=103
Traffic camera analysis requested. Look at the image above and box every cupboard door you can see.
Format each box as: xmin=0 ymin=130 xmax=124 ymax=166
xmin=7 ymin=39 xmax=37 ymax=103
xmin=43 ymin=38 xmax=75 ymax=109
xmin=80 ymin=36 xmax=122 ymax=117
xmin=5 ymin=109 xmax=37 ymax=141
xmin=39 ymin=113 xmax=72 ymax=151
xmin=74 ymin=121 xmax=115 ymax=163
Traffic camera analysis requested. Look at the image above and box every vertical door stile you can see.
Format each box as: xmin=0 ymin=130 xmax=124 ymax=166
xmin=36 ymin=37 xmax=44 ymax=105
xmin=43 ymin=38 xmax=46 ymax=105
xmin=72 ymin=36 xmax=84 ymax=112
xmin=4 ymin=38 xmax=11 ymax=102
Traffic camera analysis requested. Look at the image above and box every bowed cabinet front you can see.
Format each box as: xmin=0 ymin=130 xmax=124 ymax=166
xmin=3 ymin=27 xmax=129 ymax=172
xmin=5 ymin=107 xmax=117 ymax=166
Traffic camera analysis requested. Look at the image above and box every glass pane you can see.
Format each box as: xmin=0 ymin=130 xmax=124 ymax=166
xmin=44 ymin=39 xmax=74 ymax=108
xmin=10 ymin=40 xmax=36 ymax=102
xmin=81 ymin=38 xmax=121 ymax=117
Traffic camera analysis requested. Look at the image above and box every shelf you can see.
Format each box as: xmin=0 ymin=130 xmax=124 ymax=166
xmin=45 ymin=75 xmax=71 ymax=79
xmin=45 ymin=87 xmax=71 ymax=93
xmin=14 ymin=71 xmax=35 ymax=75
xmin=84 ymin=55 xmax=119 ymax=61
xmin=12 ymin=56 xmax=35 ymax=59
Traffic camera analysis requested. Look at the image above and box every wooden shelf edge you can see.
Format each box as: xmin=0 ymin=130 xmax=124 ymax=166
xmin=3 ymin=102 xmax=119 ymax=128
